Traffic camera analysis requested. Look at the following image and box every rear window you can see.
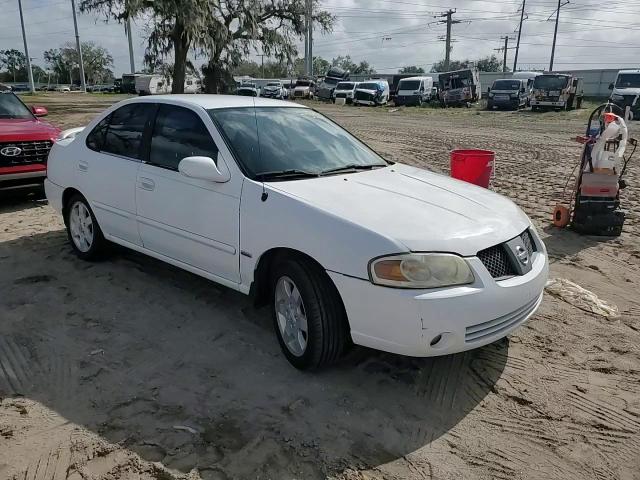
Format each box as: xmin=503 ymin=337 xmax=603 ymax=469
xmin=101 ymin=103 xmax=154 ymax=159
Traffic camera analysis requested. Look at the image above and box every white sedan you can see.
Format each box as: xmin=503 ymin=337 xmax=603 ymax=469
xmin=45 ymin=95 xmax=548 ymax=369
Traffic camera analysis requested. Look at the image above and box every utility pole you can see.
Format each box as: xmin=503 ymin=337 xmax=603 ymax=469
xmin=304 ymin=0 xmax=309 ymax=75
xmin=494 ymin=36 xmax=516 ymax=73
xmin=549 ymin=0 xmax=568 ymax=71
xmin=126 ymin=18 xmax=135 ymax=73
xmin=70 ymin=0 xmax=86 ymax=92
xmin=435 ymin=9 xmax=460 ymax=71
xmin=513 ymin=0 xmax=526 ymax=72
xmin=308 ymin=0 xmax=313 ymax=76
xmin=257 ymin=54 xmax=266 ymax=78
xmin=17 ymin=0 xmax=35 ymax=93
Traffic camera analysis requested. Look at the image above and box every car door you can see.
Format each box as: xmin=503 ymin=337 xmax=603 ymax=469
xmin=135 ymin=103 xmax=241 ymax=283
xmin=80 ymin=102 xmax=155 ymax=246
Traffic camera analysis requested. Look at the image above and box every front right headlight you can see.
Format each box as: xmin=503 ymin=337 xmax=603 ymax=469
xmin=369 ymin=253 xmax=475 ymax=289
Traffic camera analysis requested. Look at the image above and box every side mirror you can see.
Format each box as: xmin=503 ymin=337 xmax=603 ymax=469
xmin=487 ymin=87 xmax=491 ymax=93
xmin=520 ymin=87 xmax=526 ymax=93
xmin=178 ymin=155 xmax=230 ymax=183
xmin=31 ymin=106 xmax=48 ymax=117
xmin=608 ymin=83 xmax=614 ymax=90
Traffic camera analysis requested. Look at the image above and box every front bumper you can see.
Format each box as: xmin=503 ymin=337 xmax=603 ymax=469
xmin=531 ymin=99 xmax=565 ymax=107
xmin=0 ymin=166 xmax=46 ymax=191
xmin=329 ymin=247 xmax=548 ymax=357
xmin=395 ymin=95 xmax=421 ymax=106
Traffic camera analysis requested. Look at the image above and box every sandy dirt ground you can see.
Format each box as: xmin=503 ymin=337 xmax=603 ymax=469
xmin=1 ymin=94 xmax=639 ymax=480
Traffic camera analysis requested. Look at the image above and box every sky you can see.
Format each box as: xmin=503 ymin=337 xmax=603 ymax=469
xmin=1 ymin=0 xmax=639 ymax=79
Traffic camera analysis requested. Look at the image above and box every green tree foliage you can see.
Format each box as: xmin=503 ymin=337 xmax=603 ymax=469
xmin=202 ymin=0 xmax=334 ymax=92
xmin=398 ymin=65 xmax=425 ymax=74
xmin=430 ymin=55 xmax=506 ymax=73
xmin=0 ymin=49 xmax=27 ymax=82
xmin=331 ymin=55 xmax=375 ymax=74
xmin=44 ymin=41 xmax=114 ymax=84
xmin=233 ymin=60 xmax=289 ymax=78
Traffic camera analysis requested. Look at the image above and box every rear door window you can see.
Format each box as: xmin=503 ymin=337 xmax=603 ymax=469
xmin=101 ymin=103 xmax=154 ymax=159
xmin=148 ymin=104 xmax=218 ymax=171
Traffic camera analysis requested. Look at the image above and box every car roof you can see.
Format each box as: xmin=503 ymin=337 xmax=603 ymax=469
xmin=126 ymin=94 xmax=307 ymax=110
xmin=399 ymin=76 xmax=432 ymax=81
xmin=618 ymin=69 xmax=640 ymax=74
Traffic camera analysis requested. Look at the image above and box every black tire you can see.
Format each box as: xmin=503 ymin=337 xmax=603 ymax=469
xmin=532 ymin=105 xmax=538 ymax=112
xmin=576 ymin=96 xmax=583 ymax=109
xmin=417 ymin=97 xmax=423 ymax=107
xmin=64 ymin=194 xmax=107 ymax=261
xmin=271 ymin=256 xmax=349 ymax=370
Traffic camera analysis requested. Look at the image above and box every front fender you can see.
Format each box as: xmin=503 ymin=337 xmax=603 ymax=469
xmin=239 ymin=179 xmax=405 ymax=289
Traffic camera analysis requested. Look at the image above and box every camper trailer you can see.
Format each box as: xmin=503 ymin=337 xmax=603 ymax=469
xmin=135 ymin=74 xmax=201 ymax=95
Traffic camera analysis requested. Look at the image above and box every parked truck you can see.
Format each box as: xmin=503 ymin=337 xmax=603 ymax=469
xmin=316 ymin=66 xmax=349 ymax=101
xmin=530 ymin=73 xmax=583 ymax=111
xmin=438 ymin=69 xmax=481 ymax=107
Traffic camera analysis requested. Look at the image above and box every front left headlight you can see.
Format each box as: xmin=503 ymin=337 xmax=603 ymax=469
xmin=370 ymin=253 xmax=475 ymax=289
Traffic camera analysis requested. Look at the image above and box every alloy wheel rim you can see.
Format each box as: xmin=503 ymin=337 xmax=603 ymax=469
xmin=69 ymin=202 xmax=94 ymax=253
xmin=274 ymin=276 xmax=308 ymax=357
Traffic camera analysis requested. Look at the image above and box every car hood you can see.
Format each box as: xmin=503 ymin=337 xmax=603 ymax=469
xmin=612 ymin=87 xmax=640 ymax=97
xmin=356 ymin=88 xmax=378 ymax=95
xmin=263 ymin=86 xmax=280 ymax=91
xmin=0 ymin=118 xmax=59 ymax=142
xmin=491 ymin=89 xmax=518 ymax=94
xmin=269 ymin=163 xmax=530 ymax=256
xmin=294 ymin=86 xmax=310 ymax=91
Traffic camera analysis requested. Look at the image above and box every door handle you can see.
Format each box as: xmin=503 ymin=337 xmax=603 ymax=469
xmin=78 ymin=160 xmax=88 ymax=172
xmin=139 ymin=177 xmax=155 ymax=191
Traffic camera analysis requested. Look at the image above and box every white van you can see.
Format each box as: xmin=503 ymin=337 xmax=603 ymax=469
xmin=353 ymin=80 xmax=390 ymax=106
xmin=333 ymin=81 xmax=359 ymax=104
xmin=609 ymin=69 xmax=640 ymax=119
xmin=395 ymin=76 xmax=434 ymax=106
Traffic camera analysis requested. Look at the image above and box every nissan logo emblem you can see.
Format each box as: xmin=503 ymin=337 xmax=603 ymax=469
xmin=1 ymin=146 xmax=22 ymax=157
xmin=515 ymin=245 xmax=529 ymax=266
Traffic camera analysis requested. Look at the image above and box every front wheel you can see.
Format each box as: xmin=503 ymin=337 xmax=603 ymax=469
xmin=64 ymin=194 xmax=107 ymax=260
xmin=271 ymin=257 xmax=349 ymax=370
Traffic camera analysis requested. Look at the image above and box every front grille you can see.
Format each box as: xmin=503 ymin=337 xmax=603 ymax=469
xmin=465 ymin=294 xmax=541 ymax=343
xmin=294 ymin=90 xmax=304 ymax=97
xmin=335 ymin=92 xmax=347 ymax=98
xmin=477 ymin=244 xmax=516 ymax=278
xmin=355 ymin=91 xmax=375 ymax=102
xmin=477 ymin=229 xmax=537 ymax=279
xmin=0 ymin=140 xmax=53 ymax=167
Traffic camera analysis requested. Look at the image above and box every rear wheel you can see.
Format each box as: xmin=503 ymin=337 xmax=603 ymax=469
xmin=64 ymin=194 xmax=107 ymax=260
xmin=271 ymin=257 xmax=349 ymax=370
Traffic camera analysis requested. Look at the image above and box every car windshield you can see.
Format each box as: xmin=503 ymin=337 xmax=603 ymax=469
xmin=241 ymin=83 xmax=256 ymax=88
xmin=266 ymin=83 xmax=281 ymax=87
xmin=359 ymin=82 xmax=381 ymax=91
xmin=399 ymin=80 xmax=421 ymax=90
xmin=296 ymin=81 xmax=311 ymax=87
xmin=336 ymin=82 xmax=355 ymax=90
xmin=0 ymin=92 xmax=34 ymax=119
xmin=323 ymin=77 xmax=339 ymax=86
xmin=533 ymin=75 xmax=568 ymax=89
xmin=209 ymin=107 xmax=387 ymax=178
xmin=493 ymin=80 xmax=521 ymax=90
xmin=615 ymin=73 xmax=640 ymax=88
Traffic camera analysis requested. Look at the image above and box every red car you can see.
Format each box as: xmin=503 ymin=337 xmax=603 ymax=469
xmin=0 ymin=91 xmax=60 ymax=192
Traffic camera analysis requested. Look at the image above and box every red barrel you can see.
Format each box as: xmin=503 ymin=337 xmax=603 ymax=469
xmin=450 ymin=149 xmax=495 ymax=188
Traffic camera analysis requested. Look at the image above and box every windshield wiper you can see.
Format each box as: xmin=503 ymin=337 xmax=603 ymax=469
xmin=254 ymin=169 xmax=319 ymax=181
xmin=319 ymin=163 xmax=387 ymax=176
